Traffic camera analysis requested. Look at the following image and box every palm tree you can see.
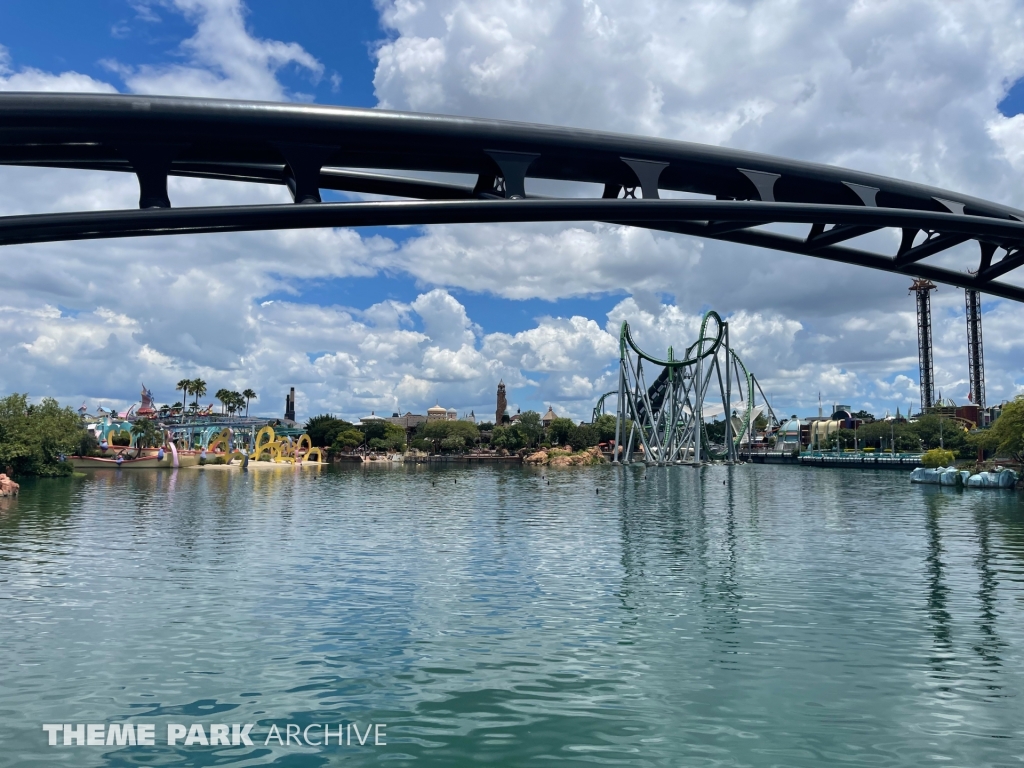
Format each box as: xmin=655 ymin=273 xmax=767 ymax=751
xmin=130 ymin=419 xmax=163 ymax=450
xmin=176 ymin=379 xmax=191 ymax=415
xmin=215 ymin=388 xmax=230 ymax=414
xmin=242 ymin=388 xmax=257 ymax=417
xmin=191 ymin=378 xmax=207 ymax=412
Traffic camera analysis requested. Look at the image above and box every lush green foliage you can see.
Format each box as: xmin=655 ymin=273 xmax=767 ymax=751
xmin=593 ymin=414 xmax=617 ymax=443
xmin=566 ymin=423 xmax=599 ymax=451
xmin=110 ymin=431 xmax=132 ymax=446
xmin=241 ymin=388 xmax=257 ymax=416
xmin=547 ymin=417 xmax=576 ymax=447
xmin=515 ymin=411 xmax=543 ymax=447
xmin=130 ymin=419 xmax=164 ymax=448
xmin=421 ymin=420 xmax=478 ymax=452
xmin=0 ymin=394 xmax=83 ymax=476
xmin=705 ymin=418 xmax=728 ymax=443
xmin=305 ymin=414 xmax=355 ymax=448
xmin=332 ymin=429 xmax=365 ymax=450
xmin=820 ymin=417 xmax=972 ymax=457
xmin=362 ymin=420 xmax=407 ymax=451
xmin=922 ymin=448 xmax=956 ymax=468
xmin=969 ymin=395 xmax=1024 ymax=458
xmin=214 ymin=388 xmax=246 ymax=415
xmin=490 ymin=424 xmax=523 ymax=452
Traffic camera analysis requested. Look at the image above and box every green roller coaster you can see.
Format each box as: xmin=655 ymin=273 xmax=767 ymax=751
xmin=610 ymin=310 xmax=777 ymax=465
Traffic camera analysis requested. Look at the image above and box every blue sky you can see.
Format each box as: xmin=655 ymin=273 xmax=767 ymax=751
xmin=1 ymin=0 xmax=1023 ymax=423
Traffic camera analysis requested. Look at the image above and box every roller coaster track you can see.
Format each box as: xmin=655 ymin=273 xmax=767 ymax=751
xmin=1 ymin=93 xmax=1023 ymax=302
xmin=615 ymin=311 xmax=764 ymax=462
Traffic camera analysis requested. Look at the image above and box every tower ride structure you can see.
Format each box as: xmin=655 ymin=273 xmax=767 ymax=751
xmin=613 ymin=311 xmax=776 ymax=465
xmin=965 ymin=288 xmax=986 ymax=421
xmin=911 ymin=279 xmax=937 ymax=413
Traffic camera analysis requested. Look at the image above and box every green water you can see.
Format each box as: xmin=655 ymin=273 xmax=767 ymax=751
xmin=1 ymin=465 xmax=1023 ymax=767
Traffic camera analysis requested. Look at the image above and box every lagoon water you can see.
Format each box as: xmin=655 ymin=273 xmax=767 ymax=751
xmin=1 ymin=464 xmax=1023 ymax=767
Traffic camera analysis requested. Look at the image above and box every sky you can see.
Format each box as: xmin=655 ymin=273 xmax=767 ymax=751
xmin=1 ymin=0 xmax=1023 ymax=424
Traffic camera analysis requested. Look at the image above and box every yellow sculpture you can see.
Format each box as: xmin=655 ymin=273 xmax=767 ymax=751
xmin=207 ymin=428 xmax=232 ymax=455
xmin=248 ymin=426 xmax=321 ymax=464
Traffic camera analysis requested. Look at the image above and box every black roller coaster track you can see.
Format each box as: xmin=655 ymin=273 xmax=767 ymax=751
xmin=2 ymin=92 xmax=1023 ymax=302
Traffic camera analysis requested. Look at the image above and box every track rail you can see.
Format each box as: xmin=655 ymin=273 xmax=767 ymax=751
xmin=2 ymin=93 xmax=1022 ymax=300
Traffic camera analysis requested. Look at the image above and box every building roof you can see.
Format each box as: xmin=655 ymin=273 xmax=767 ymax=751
xmin=427 ymin=403 xmax=447 ymax=414
xmin=542 ymin=406 xmax=558 ymax=422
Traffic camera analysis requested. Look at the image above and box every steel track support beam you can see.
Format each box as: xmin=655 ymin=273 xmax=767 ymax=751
xmin=118 ymin=143 xmax=186 ymax=209
xmin=620 ymin=158 xmax=668 ymax=199
xmin=896 ymin=233 xmax=969 ymax=268
xmin=485 ymin=150 xmax=539 ymax=199
xmin=805 ymin=224 xmax=880 ymax=250
xmin=276 ymin=144 xmax=336 ymax=204
xmin=979 ymin=248 xmax=1024 ymax=281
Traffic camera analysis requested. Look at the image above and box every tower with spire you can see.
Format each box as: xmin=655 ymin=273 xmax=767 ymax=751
xmin=495 ymin=380 xmax=507 ymax=425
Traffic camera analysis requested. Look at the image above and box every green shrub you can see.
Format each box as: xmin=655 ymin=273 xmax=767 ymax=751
xmin=922 ymin=448 xmax=956 ymax=468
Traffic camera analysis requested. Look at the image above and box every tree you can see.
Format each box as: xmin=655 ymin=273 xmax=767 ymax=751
xmin=0 ymin=394 xmax=84 ymax=476
xmin=440 ymin=435 xmax=466 ymax=452
xmin=594 ymin=414 xmax=617 ymax=443
xmin=362 ymin=422 xmax=406 ymax=451
xmin=190 ymin=378 xmax=207 ymax=411
xmin=911 ymin=414 xmax=968 ymax=454
xmin=421 ymin=420 xmax=478 ymax=452
xmin=227 ymin=391 xmax=245 ymax=416
xmin=547 ymin=417 xmax=575 ymax=447
xmin=130 ymin=419 xmax=164 ymax=449
xmin=852 ymin=420 xmax=919 ymax=452
xmin=823 ymin=428 xmax=856 ymax=450
xmin=176 ymin=379 xmax=191 ymax=413
xmin=215 ymin=388 xmax=230 ymax=414
xmin=705 ymin=418 xmax=727 ymax=444
xmin=242 ymin=388 xmax=257 ymax=417
xmin=517 ymin=411 xmax=543 ymax=447
xmin=305 ymin=414 xmax=353 ymax=448
xmin=567 ymin=423 xmax=599 ymax=451
xmin=332 ymin=429 xmax=365 ymax=451
xmin=852 ymin=410 xmax=875 ymax=422
xmin=490 ymin=425 xmax=524 ymax=452
xmin=970 ymin=395 xmax=1024 ymax=459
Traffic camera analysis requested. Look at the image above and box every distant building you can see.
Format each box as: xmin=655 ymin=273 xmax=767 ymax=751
xmin=809 ymin=408 xmax=863 ymax=448
xmin=462 ymin=410 xmax=476 ymax=423
xmin=542 ymin=406 xmax=558 ymax=427
xmin=386 ymin=411 xmax=426 ymax=441
xmin=422 ymin=403 xmax=464 ymax=425
xmin=284 ymin=387 xmax=296 ymax=422
xmin=358 ymin=411 xmax=386 ymax=427
xmin=388 ymin=411 xmax=426 ymax=430
xmin=777 ymin=415 xmax=804 ymax=450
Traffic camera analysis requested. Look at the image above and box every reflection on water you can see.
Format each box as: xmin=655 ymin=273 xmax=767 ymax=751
xmin=1 ymin=465 xmax=1023 ymax=766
